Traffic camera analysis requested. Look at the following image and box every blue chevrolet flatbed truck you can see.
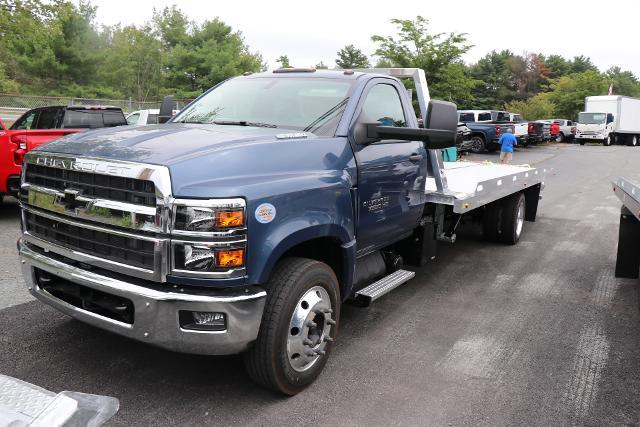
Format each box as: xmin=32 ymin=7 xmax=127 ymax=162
xmin=18 ymin=68 xmax=545 ymax=395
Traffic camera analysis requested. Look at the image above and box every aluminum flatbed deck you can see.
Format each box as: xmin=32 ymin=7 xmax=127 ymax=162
xmin=425 ymin=161 xmax=545 ymax=213
xmin=613 ymin=177 xmax=640 ymax=221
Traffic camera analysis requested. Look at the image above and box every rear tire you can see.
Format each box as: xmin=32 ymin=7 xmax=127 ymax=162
xmin=500 ymin=193 xmax=526 ymax=245
xmin=628 ymin=135 xmax=638 ymax=147
xmin=556 ymin=133 xmax=565 ymax=143
xmin=578 ymin=139 xmax=585 ymax=146
xmin=244 ymin=257 xmax=340 ymax=395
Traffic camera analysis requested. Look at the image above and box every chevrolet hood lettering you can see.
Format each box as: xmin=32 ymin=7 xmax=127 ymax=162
xmin=35 ymin=156 xmax=131 ymax=176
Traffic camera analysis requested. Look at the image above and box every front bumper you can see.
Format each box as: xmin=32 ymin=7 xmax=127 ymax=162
xmin=576 ymin=134 xmax=603 ymax=140
xmin=19 ymin=239 xmax=266 ymax=355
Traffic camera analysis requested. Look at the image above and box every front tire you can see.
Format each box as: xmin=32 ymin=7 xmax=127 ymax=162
xmin=604 ymin=135 xmax=612 ymax=146
xmin=578 ymin=139 xmax=585 ymax=146
xmin=244 ymin=258 xmax=340 ymax=395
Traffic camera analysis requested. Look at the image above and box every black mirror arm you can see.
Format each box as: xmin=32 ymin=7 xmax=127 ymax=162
xmin=366 ymin=124 xmax=455 ymax=149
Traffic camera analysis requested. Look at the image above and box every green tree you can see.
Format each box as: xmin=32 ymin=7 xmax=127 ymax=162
xmin=505 ymin=93 xmax=555 ymax=120
xmin=469 ymin=50 xmax=516 ymax=108
xmin=276 ymin=55 xmax=290 ymax=68
xmin=165 ymin=18 xmax=264 ymax=97
xmin=543 ymin=54 xmax=571 ymax=79
xmin=315 ymin=61 xmax=328 ymax=69
xmin=371 ymin=16 xmax=478 ymax=106
xmin=335 ymin=44 xmax=370 ymax=69
xmin=152 ymin=6 xmax=190 ymax=48
xmin=569 ymin=55 xmax=598 ymax=74
xmin=605 ymin=66 xmax=640 ymax=97
xmin=548 ymin=71 xmax=608 ymax=119
xmin=100 ymin=24 xmax=163 ymax=101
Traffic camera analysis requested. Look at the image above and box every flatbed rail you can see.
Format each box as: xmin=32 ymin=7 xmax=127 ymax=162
xmin=613 ymin=177 xmax=640 ymax=221
xmin=613 ymin=176 xmax=640 ymax=279
xmin=425 ymin=161 xmax=545 ymax=213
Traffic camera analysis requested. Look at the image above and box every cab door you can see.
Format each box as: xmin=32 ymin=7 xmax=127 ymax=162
xmin=352 ymin=81 xmax=426 ymax=257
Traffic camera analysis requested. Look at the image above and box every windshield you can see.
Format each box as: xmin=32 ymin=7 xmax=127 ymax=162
xmin=173 ymin=77 xmax=354 ymax=136
xmin=579 ymin=113 xmax=606 ymax=124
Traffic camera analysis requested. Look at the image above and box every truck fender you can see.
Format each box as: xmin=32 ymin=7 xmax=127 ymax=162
xmin=254 ymin=224 xmax=355 ymax=299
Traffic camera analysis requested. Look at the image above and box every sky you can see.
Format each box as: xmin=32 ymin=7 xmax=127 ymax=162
xmin=88 ymin=0 xmax=640 ymax=76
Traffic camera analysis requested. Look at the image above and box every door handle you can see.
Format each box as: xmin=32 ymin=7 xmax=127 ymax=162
xmin=409 ymin=154 xmax=423 ymax=162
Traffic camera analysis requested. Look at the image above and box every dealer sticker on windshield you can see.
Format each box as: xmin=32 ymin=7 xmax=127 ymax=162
xmin=255 ymin=203 xmax=276 ymax=224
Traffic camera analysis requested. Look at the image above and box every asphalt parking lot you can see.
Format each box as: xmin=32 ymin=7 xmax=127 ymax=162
xmin=1 ymin=143 xmax=639 ymax=426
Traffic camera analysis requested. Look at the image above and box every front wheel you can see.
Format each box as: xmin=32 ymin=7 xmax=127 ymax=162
xmin=604 ymin=135 xmax=613 ymax=146
xmin=244 ymin=258 xmax=340 ymax=395
xmin=578 ymin=139 xmax=585 ymax=146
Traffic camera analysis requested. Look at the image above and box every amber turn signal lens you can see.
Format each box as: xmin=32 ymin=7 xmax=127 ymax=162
xmin=216 ymin=249 xmax=244 ymax=267
xmin=215 ymin=210 xmax=244 ymax=228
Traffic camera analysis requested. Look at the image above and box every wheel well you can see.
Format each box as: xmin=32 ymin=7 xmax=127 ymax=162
xmin=470 ymin=132 xmax=486 ymax=141
xmin=279 ymin=237 xmax=344 ymax=286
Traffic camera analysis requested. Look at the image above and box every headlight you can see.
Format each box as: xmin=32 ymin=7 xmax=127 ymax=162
xmin=173 ymin=199 xmax=245 ymax=232
xmin=171 ymin=198 xmax=246 ymax=278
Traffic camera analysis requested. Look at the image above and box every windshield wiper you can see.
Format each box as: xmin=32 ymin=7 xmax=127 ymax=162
xmin=213 ymin=120 xmax=278 ymax=128
xmin=303 ymin=98 xmax=349 ymax=132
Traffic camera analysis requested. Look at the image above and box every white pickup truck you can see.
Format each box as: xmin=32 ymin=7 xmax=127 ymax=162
xmin=126 ymin=109 xmax=180 ymax=126
xmin=507 ymin=113 xmax=529 ymax=142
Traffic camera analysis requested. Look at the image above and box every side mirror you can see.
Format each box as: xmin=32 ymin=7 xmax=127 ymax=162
xmin=352 ymin=99 xmax=457 ymax=148
xmin=158 ymin=95 xmax=175 ymax=124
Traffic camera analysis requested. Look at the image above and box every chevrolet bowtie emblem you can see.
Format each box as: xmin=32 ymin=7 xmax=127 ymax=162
xmin=62 ymin=189 xmax=80 ymax=210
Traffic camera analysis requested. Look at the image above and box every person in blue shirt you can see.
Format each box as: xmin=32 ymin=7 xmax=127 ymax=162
xmin=498 ymin=128 xmax=517 ymax=164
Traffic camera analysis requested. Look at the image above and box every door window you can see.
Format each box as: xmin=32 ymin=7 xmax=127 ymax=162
xmin=361 ymin=84 xmax=407 ymax=128
xmin=33 ymin=108 xmax=61 ymax=129
xmin=11 ymin=110 xmax=39 ymax=130
xmin=477 ymin=112 xmax=492 ymax=121
xmin=126 ymin=113 xmax=140 ymax=125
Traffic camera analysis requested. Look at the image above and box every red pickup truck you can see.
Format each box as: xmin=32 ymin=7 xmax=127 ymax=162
xmin=0 ymin=105 xmax=127 ymax=199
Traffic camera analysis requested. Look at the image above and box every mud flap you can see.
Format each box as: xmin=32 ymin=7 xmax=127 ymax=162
xmin=615 ymin=206 xmax=640 ymax=279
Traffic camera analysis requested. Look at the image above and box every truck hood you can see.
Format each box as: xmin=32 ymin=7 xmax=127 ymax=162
xmin=37 ymin=123 xmax=305 ymax=165
xmin=34 ymin=123 xmax=355 ymax=199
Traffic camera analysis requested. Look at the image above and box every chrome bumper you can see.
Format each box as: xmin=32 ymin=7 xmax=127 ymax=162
xmin=19 ymin=240 xmax=266 ymax=356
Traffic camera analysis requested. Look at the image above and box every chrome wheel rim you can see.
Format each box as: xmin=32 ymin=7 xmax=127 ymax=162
xmin=633 ymin=136 xmax=637 ymax=146
xmin=516 ymin=199 xmax=525 ymax=238
xmin=287 ymin=285 xmax=334 ymax=372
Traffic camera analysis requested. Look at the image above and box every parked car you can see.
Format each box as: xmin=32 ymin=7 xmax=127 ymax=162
xmin=456 ymin=122 xmax=473 ymax=152
xmin=0 ymin=105 xmax=127 ymax=198
xmin=538 ymin=119 xmax=576 ymax=142
xmin=458 ymin=110 xmax=510 ymax=123
xmin=126 ymin=109 xmax=180 ymax=126
xmin=507 ymin=113 xmax=529 ymax=143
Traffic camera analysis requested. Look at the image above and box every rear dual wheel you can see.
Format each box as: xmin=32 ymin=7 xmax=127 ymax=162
xmin=244 ymin=258 xmax=340 ymax=395
xmin=482 ymin=193 xmax=526 ymax=245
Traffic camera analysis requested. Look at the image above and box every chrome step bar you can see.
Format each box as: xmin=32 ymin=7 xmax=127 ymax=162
xmin=355 ymin=269 xmax=415 ymax=306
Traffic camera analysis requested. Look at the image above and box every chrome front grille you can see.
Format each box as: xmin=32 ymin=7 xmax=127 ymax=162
xmin=23 ymin=163 xmax=157 ymax=207
xmin=20 ymin=153 xmax=173 ymax=282
xmin=24 ymin=211 xmax=155 ymax=270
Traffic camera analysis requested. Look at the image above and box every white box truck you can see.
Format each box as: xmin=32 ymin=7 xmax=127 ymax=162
xmin=576 ymin=95 xmax=640 ymax=146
